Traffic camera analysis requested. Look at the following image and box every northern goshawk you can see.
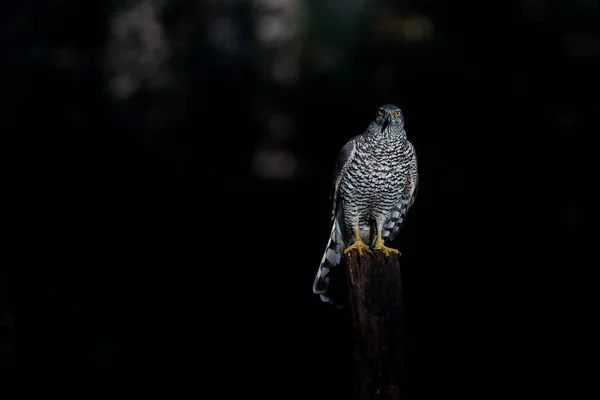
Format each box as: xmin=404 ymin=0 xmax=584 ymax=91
xmin=312 ymin=104 xmax=419 ymax=306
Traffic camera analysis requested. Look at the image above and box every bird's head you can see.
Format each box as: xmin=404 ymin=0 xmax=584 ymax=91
xmin=373 ymin=104 xmax=404 ymax=133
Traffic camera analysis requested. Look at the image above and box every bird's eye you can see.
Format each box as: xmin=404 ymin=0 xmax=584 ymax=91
xmin=395 ymin=110 xmax=401 ymax=117
xmin=378 ymin=110 xmax=383 ymax=116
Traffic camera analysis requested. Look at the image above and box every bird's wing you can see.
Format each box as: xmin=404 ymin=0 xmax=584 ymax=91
xmin=328 ymin=135 xmax=359 ymax=223
xmin=406 ymin=143 xmax=419 ymax=208
xmin=312 ymin=136 xmax=359 ymax=306
xmin=383 ymin=142 xmax=419 ymax=243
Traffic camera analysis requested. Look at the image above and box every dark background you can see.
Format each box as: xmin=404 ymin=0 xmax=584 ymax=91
xmin=1 ymin=0 xmax=595 ymax=397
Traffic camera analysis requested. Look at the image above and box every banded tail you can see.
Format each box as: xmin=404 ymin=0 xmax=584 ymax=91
xmin=312 ymin=213 xmax=346 ymax=307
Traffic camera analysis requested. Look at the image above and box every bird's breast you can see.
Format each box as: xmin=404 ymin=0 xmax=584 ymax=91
xmin=345 ymin=154 xmax=405 ymax=199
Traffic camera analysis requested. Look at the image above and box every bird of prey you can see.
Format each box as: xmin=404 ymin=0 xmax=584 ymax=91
xmin=312 ymin=104 xmax=419 ymax=306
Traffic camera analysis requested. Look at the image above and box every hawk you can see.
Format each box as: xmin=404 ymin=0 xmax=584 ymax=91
xmin=312 ymin=104 xmax=419 ymax=307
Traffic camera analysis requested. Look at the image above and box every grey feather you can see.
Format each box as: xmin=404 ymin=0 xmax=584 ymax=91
xmin=383 ymin=142 xmax=418 ymax=243
xmin=330 ymin=136 xmax=359 ymax=202
xmin=312 ymin=138 xmax=358 ymax=304
xmin=313 ymin=104 xmax=419 ymax=307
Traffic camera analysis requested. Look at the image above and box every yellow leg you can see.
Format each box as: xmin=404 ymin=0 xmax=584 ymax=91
xmin=344 ymin=228 xmax=372 ymax=256
xmin=373 ymin=229 xmax=399 ymax=257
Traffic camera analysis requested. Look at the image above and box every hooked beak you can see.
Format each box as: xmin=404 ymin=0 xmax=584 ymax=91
xmin=381 ymin=112 xmax=392 ymax=132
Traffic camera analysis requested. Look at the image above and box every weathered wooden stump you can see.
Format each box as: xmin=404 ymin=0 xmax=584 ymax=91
xmin=346 ymin=250 xmax=404 ymax=400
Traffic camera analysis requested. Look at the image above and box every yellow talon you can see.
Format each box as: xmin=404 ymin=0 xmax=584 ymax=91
xmin=343 ymin=227 xmax=372 ymax=256
xmin=373 ymin=229 xmax=399 ymax=257
xmin=344 ymin=240 xmax=372 ymax=256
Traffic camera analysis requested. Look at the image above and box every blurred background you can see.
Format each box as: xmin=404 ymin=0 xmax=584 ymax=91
xmin=1 ymin=0 xmax=596 ymax=397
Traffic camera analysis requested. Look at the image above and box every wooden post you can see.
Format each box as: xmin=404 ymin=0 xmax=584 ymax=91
xmin=346 ymin=250 xmax=404 ymax=400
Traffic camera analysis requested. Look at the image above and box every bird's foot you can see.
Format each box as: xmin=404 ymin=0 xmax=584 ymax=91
xmin=373 ymin=241 xmax=399 ymax=257
xmin=343 ymin=240 xmax=372 ymax=257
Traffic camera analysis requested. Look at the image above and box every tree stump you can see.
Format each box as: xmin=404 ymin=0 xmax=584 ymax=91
xmin=346 ymin=250 xmax=404 ymax=400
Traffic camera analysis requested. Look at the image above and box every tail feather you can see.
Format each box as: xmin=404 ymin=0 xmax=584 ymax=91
xmin=313 ymin=216 xmax=345 ymax=306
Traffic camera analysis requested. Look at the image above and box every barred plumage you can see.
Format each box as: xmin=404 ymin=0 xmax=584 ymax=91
xmin=313 ymin=104 xmax=419 ymax=307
